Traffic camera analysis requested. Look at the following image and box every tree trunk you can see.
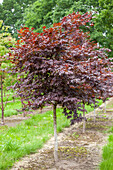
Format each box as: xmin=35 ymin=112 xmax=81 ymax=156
xmin=13 ymin=96 xmax=15 ymax=103
xmin=21 ymin=98 xmax=25 ymax=117
xmin=40 ymin=107 xmax=42 ymax=114
xmin=1 ymin=74 xmax=4 ymax=125
xmin=83 ymin=103 xmax=85 ymax=133
xmin=94 ymin=107 xmax=96 ymax=123
xmin=94 ymin=101 xmax=96 ymax=123
xmin=53 ymin=103 xmax=58 ymax=162
xmin=104 ymin=101 xmax=106 ymax=114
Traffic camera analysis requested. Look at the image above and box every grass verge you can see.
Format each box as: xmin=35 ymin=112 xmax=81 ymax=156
xmin=100 ymin=126 xmax=113 ymax=170
xmin=0 ymin=101 xmax=22 ymax=118
xmin=0 ymin=99 xmax=103 ymax=169
xmin=0 ymin=108 xmax=70 ymax=170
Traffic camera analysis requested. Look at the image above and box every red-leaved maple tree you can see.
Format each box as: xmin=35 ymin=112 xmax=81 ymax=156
xmin=10 ymin=12 xmax=113 ymax=161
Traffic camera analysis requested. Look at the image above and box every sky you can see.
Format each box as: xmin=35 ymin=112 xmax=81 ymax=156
xmin=0 ymin=0 xmax=3 ymax=4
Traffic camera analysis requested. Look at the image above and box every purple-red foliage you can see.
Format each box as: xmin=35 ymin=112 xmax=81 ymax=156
xmin=10 ymin=12 xmax=113 ymax=123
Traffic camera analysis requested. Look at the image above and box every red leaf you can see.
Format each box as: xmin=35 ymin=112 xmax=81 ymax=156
xmin=31 ymin=27 xmax=35 ymax=31
xmin=42 ymin=26 xmax=46 ymax=29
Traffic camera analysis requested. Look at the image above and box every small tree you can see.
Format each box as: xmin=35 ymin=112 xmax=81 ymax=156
xmin=10 ymin=12 xmax=113 ymax=161
xmin=0 ymin=20 xmax=15 ymax=124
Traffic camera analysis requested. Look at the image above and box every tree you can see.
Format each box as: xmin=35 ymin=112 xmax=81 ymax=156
xmin=0 ymin=0 xmax=37 ymax=38
xmin=24 ymin=0 xmax=56 ymax=32
xmin=92 ymin=0 xmax=113 ymax=57
xmin=0 ymin=20 xmax=16 ymax=124
xmin=10 ymin=12 xmax=113 ymax=161
xmin=23 ymin=0 xmax=99 ymax=32
xmin=23 ymin=0 xmax=113 ymax=58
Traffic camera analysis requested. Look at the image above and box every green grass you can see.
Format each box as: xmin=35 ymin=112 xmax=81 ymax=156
xmin=0 ymin=91 xmax=20 ymax=103
xmin=0 ymin=98 xmax=104 ymax=169
xmin=100 ymin=127 xmax=113 ymax=170
xmin=0 ymin=90 xmax=22 ymax=117
xmin=0 ymin=108 xmax=70 ymax=170
xmin=0 ymin=101 xmax=22 ymax=118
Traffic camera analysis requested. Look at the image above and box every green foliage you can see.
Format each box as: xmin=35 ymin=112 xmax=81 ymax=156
xmin=23 ymin=0 xmax=113 ymax=57
xmin=91 ymin=0 xmax=113 ymax=57
xmin=0 ymin=20 xmax=15 ymax=57
xmin=23 ymin=0 xmax=99 ymax=32
xmin=0 ymin=20 xmax=16 ymax=123
xmin=0 ymin=0 xmax=37 ymax=38
xmin=0 ymin=20 xmax=15 ymax=90
xmin=24 ymin=0 xmax=56 ymax=32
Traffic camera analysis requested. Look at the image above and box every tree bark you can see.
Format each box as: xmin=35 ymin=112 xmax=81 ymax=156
xmin=21 ymin=98 xmax=25 ymax=117
xmin=13 ymin=96 xmax=15 ymax=103
xmin=53 ymin=103 xmax=58 ymax=162
xmin=83 ymin=102 xmax=85 ymax=133
xmin=104 ymin=101 xmax=106 ymax=114
xmin=94 ymin=100 xmax=96 ymax=123
xmin=1 ymin=74 xmax=4 ymax=125
xmin=94 ymin=107 xmax=96 ymax=123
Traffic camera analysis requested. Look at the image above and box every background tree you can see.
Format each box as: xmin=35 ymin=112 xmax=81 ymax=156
xmin=92 ymin=0 xmax=113 ymax=57
xmin=24 ymin=0 xmax=56 ymax=32
xmin=0 ymin=0 xmax=37 ymax=38
xmin=23 ymin=0 xmax=113 ymax=58
xmin=23 ymin=0 xmax=99 ymax=31
xmin=0 ymin=20 xmax=16 ymax=124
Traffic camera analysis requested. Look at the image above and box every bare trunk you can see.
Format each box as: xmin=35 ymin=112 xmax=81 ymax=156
xmin=40 ymin=107 xmax=42 ymax=114
xmin=94 ymin=101 xmax=96 ymax=123
xmin=1 ymin=75 xmax=4 ymax=125
xmin=94 ymin=107 xmax=96 ymax=123
xmin=21 ymin=98 xmax=25 ymax=117
xmin=13 ymin=96 xmax=15 ymax=103
xmin=53 ymin=103 xmax=58 ymax=162
xmin=83 ymin=103 xmax=85 ymax=133
xmin=104 ymin=101 xmax=106 ymax=114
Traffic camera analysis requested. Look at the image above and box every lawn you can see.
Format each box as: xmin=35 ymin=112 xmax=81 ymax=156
xmin=100 ymin=126 xmax=113 ymax=170
xmin=0 ymin=99 xmax=103 ymax=169
xmin=0 ymin=101 xmax=22 ymax=118
xmin=0 ymin=90 xmax=22 ymax=117
xmin=0 ymin=108 xmax=70 ymax=170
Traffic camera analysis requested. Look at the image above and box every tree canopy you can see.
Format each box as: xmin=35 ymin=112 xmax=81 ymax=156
xmin=8 ymin=11 xmax=113 ymax=162
xmin=0 ymin=0 xmax=113 ymax=57
xmin=11 ymin=12 xmax=113 ymax=122
xmin=23 ymin=0 xmax=113 ymax=57
xmin=93 ymin=0 xmax=113 ymax=57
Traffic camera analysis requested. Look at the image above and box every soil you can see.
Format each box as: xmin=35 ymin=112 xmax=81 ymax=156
xmin=1 ymin=98 xmax=113 ymax=170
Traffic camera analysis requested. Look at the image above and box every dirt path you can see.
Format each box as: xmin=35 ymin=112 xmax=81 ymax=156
xmin=11 ymin=98 xmax=113 ymax=170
